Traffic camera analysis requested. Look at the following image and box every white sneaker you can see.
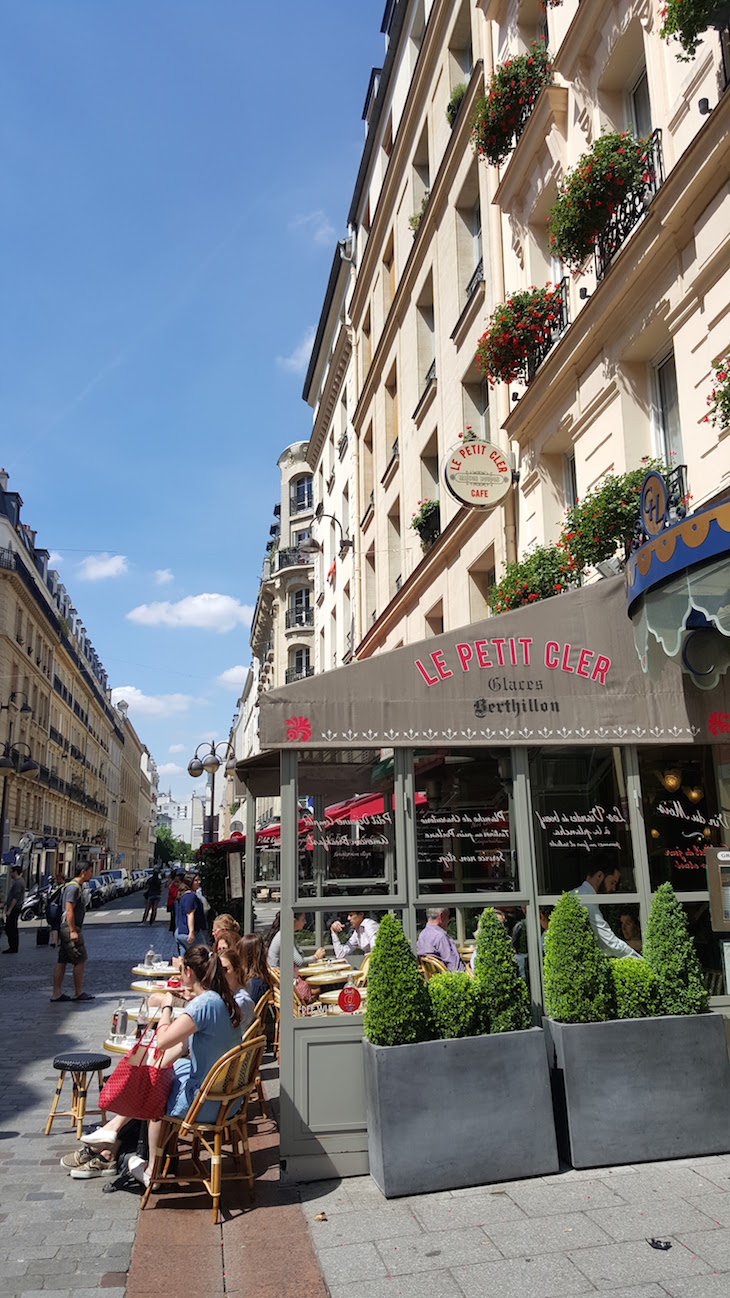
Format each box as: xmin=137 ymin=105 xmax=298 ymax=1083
xmin=84 ymin=1128 xmax=120 ymax=1150
xmin=127 ymin=1154 xmax=150 ymax=1187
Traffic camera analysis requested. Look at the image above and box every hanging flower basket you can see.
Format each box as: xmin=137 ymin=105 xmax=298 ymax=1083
xmin=489 ymin=544 xmax=574 ymax=614
xmin=547 ymin=131 xmax=654 ymax=270
xmin=472 ymin=41 xmax=552 ymax=168
xmin=706 ymin=355 xmax=730 ymax=429
xmin=411 ymin=499 xmax=441 ymax=545
xmin=660 ymin=0 xmax=730 ymax=59
xmin=476 ymin=284 xmax=564 ymax=386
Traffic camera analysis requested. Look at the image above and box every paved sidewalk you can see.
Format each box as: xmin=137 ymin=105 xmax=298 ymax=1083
xmin=300 ymin=1156 xmax=730 ymax=1298
xmin=0 ymin=905 xmax=172 ymax=1298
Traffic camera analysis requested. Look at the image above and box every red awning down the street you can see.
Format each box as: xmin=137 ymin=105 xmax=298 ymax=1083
xmin=323 ymin=791 xmax=427 ymax=822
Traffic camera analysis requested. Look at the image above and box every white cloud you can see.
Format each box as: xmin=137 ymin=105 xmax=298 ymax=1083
xmin=290 ymin=210 xmax=335 ymax=247
xmin=157 ymin=762 xmax=184 ymax=776
xmin=217 ymin=664 xmax=249 ymax=690
xmin=126 ymin=593 xmax=253 ymax=634
xmin=77 ymin=552 xmax=128 ymax=581
xmin=111 ymin=685 xmax=194 ymax=719
xmin=169 ymin=743 xmax=185 ymax=753
xmin=154 ymin=568 xmax=174 ymax=585
xmin=48 ymin=551 xmax=63 ymax=566
xmin=276 ymin=325 xmax=316 ymax=375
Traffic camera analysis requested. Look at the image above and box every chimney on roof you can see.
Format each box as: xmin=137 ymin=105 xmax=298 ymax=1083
xmin=0 ymin=469 xmax=7 ymax=491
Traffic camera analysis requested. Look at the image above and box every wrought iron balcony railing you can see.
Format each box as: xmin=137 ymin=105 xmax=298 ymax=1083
xmin=285 ymin=607 xmax=314 ymax=629
xmin=465 ymin=257 xmax=484 ymax=301
xmin=524 ymin=278 xmax=570 ymax=384
xmin=276 ymin=547 xmax=312 ymax=571
xmin=285 ymin=666 xmax=314 ymax=684
xmin=594 ymin=130 xmax=664 ymax=283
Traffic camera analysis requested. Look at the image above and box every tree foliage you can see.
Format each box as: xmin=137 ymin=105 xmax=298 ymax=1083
xmin=363 ymin=914 xmax=436 ymax=1047
xmin=472 ymin=908 xmax=531 ymax=1033
xmin=643 ymin=882 xmax=709 ymax=1015
xmin=155 ymin=825 xmax=193 ymax=867
xmin=543 ymin=892 xmax=614 ymax=1023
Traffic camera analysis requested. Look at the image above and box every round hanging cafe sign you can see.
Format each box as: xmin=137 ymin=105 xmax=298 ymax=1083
xmin=444 ymin=435 xmax=512 ymax=510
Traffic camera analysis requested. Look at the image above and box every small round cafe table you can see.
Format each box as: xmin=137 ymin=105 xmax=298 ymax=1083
xmin=131 ymin=963 xmax=177 ymax=978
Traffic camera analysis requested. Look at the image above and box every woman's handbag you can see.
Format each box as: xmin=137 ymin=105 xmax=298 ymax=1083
xmin=99 ymin=1028 xmax=173 ymax=1119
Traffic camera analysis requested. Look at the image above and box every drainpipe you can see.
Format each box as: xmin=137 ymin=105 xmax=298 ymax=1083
xmin=341 ymin=229 xmax=362 ymax=648
xmin=482 ymin=20 xmax=518 ymax=567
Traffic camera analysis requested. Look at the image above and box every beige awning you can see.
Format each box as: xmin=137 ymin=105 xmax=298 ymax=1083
xmin=259 ymin=578 xmax=729 ymax=750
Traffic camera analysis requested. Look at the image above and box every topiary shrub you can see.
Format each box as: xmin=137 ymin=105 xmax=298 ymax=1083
xmin=609 ymin=957 xmax=662 ymax=1020
xmin=427 ymin=971 xmax=489 ymax=1039
xmin=472 ymin=908 xmax=531 ymax=1033
xmin=543 ymin=892 xmax=614 ymax=1023
xmin=642 ymin=882 xmax=709 ymax=1015
xmin=363 ymin=913 xmax=437 ymax=1046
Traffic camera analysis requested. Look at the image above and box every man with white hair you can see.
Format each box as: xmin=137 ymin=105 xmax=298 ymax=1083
xmin=417 ymin=906 xmax=465 ymax=971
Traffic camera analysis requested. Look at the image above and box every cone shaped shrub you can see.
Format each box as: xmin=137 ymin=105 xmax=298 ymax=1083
xmin=472 ymin=907 xmax=531 ymax=1032
xmin=643 ymin=882 xmax=709 ymax=1015
xmin=363 ymin=913 xmax=436 ymax=1046
xmin=428 ymin=970 xmax=490 ymax=1039
xmin=609 ymin=957 xmax=662 ymax=1019
xmin=543 ymin=892 xmax=614 ymax=1022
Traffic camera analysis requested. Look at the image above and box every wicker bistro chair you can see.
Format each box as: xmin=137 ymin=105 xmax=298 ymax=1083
xmin=266 ymin=965 xmax=281 ymax=990
xmin=242 ymin=992 xmax=273 ymax=1119
xmin=417 ymin=954 xmax=448 ymax=981
xmin=353 ymin=953 xmax=371 ymax=988
xmin=141 ymin=1033 xmax=266 ymax=1223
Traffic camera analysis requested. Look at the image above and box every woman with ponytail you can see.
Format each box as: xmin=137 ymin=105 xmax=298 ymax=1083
xmin=84 ymin=944 xmax=243 ymax=1186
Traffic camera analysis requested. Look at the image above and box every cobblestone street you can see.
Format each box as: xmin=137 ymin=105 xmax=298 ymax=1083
xmin=0 ymin=894 xmax=175 ymax=1298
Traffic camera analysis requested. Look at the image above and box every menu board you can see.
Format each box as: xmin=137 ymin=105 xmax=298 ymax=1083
xmin=416 ymin=805 xmax=516 ymax=891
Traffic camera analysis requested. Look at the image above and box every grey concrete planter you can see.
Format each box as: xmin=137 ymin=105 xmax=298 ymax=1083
xmin=544 ymin=1013 xmax=730 ymax=1169
xmin=363 ymin=1028 xmax=558 ymax=1198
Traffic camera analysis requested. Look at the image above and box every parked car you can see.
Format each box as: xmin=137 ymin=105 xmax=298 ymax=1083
xmin=103 ymin=867 xmax=129 ymax=898
xmin=86 ymin=877 xmax=105 ymax=908
xmin=99 ymin=872 xmax=120 ymax=899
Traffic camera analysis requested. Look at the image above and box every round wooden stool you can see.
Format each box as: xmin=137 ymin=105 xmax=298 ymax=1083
xmin=44 ymin=1051 xmax=111 ymax=1139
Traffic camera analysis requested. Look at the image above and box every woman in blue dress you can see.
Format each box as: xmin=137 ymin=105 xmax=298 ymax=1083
xmin=86 ymin=945 xmax=242 ymax=1185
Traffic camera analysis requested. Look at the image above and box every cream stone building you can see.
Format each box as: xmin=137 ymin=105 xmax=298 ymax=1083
xmin=0 ymin=470 xmax=125 ymax=880
xmin=302 ymin=0 xmax=729 ymax=656
xmin=0 ymin=468 xmax=158 ymax=883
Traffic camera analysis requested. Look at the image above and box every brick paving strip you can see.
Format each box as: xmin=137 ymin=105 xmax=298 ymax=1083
xmin=126 ymin=1122 xmax=328 ymax=1298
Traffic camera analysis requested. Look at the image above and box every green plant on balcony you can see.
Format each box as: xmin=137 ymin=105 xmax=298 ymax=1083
xmin=559 ymin=459 xmax=668 ymax=572
xmin=471 ymin=41 xmax=552 ymax=167
xmin=547 ymin=131 xmax=654 ymax=270
xmin=706 ymin=354 xmax=730 ymax=429
xmin=409 ymin=189 xmax=430 ymax=235
xmin=489 ymin=542 xmax=574 ymax=614
xmin=660 ymin=0 xmax=730 ymax=59
xmin=446 ymin=82 xmax=467 ymax=127
xmin=410 ymin=498 xmax=441 ymax=545
xmin=476 ymin=283 xmax=564 ymax=387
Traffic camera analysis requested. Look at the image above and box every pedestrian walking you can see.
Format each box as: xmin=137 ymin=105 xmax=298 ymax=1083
xmin=3 ymin=863 xmax=25 ymax=954
xmin=142 ymin=868 xmax=162 ymax=924
xmin=50 ymin=861 xmax=95 ymax=1002
xmin=166 ymin=871 xmax=179 ymax=933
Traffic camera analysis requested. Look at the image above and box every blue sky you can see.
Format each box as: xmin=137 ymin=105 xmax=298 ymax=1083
xmin=0 ymin=1 xmax=384 ymax=798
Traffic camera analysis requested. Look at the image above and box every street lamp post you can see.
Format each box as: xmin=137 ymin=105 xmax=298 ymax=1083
xmin=0 ymin=692 xmax=37 ymax=858
xmin=298 ymin=513 xmax=354 ymax=556
xmin=187 ymin=741 xmax=236 ymax=844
